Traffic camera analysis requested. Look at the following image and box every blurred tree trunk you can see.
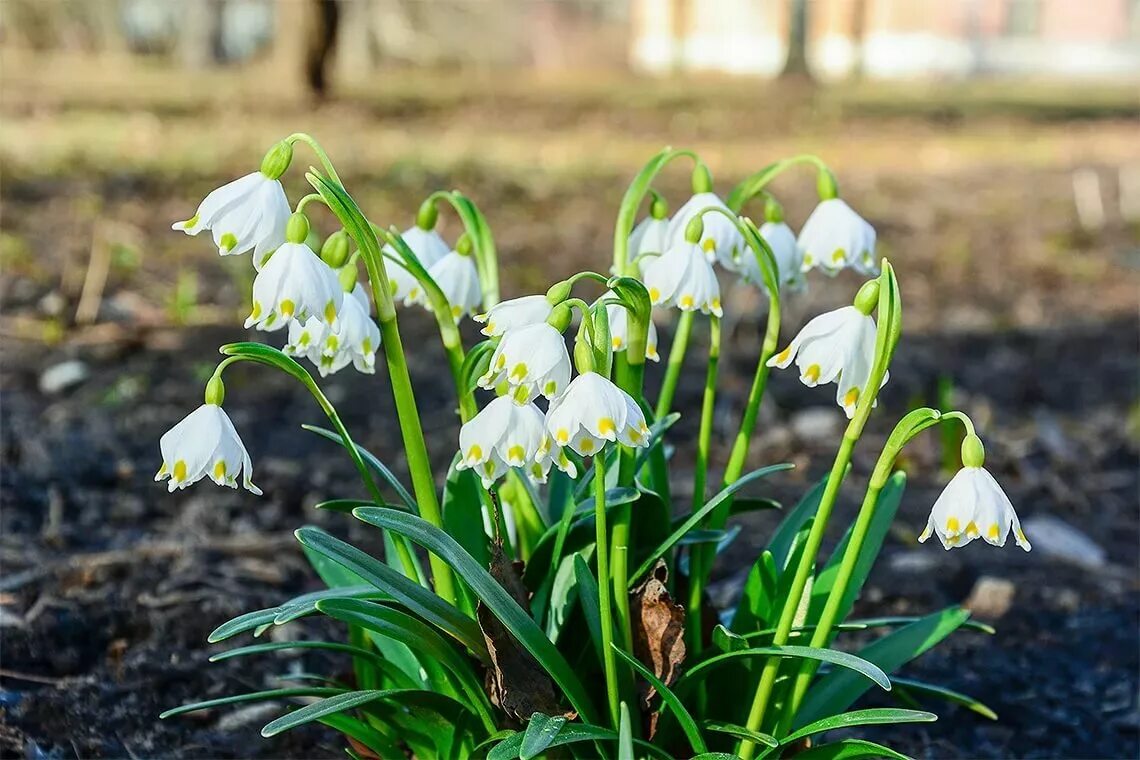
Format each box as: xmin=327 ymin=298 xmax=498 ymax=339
xmin=335 ymin=0 xmax=376 ymax=83
xmin=178 ymin=0 xmax=221 ymax=68
xmin=781 ymin=0 xmax=812 ymax=79
xmin=304 ymin=0 xmax=340 ymax=100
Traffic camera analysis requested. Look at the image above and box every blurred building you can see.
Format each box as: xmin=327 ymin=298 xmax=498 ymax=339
xmin=630 ymin=0 xmax=1140 ymax=79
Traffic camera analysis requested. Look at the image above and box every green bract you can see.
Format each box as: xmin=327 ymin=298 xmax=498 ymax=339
xmin=157 ymin=136 xmax=1023 ymax=759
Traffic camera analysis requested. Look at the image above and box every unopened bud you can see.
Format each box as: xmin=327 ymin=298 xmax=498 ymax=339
xmin=259 ymin=140 xmax=293 ymax=180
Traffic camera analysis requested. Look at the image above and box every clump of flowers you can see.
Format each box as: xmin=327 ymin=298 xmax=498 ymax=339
xmin=159 ymin=136 xmax=1028 ymax=758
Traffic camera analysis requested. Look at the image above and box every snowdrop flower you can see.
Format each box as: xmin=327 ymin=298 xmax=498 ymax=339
xmin=643 ymin=235 xmax=723 ymax=317
xmin=739 ymin=220 xmax=805 ymax=292
xmin=798 ymin=198 xmax=877 ymax=275
xmin=604 ymin=296 xmax=659 ymax=362
xmin=474 ymin=294 xmax=552 ymax=337
xmin=627 ymin=194 xmax=670 ymax=276
xmin=245 ymin=214 xmax=343 ymax=332
xmin=457 ymin=396 xmax=574 ymax=487
xmin=767 ymin=282 xmax=886 ymax=418
xmin=155 ymin=385 xmax=260 ymax=495
xmin=172 ymin=142 xmax=292 ymax=269
xmin=544 ymin=372 xmax=650 ymax=457
xmin=479 ymin=322 xmax=572 ymax=403
xmin=286 ymin=285 xmax=379 ymax=377
xmin=423 ymin=240 xmax=482 ymax=323
xmin=667 ymin=192 xmax=744 ymax=271
xmin=919 ymin=436 xmax=1030 ymax=551
xmin=384 ymin=224 xmax=450 ymax=305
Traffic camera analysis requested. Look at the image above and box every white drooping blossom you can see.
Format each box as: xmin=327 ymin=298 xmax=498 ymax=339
xmin=628 ymin=215 xmax=670 ymax=276
xmin=604 ymin=296 xmax=659 ymax=362
xmin=919 ymin=467 xmax=1031 ymax=551
xmin=173 ymin=172 xmax=291 ymax=269
xmin=479 ymin=322 xmax=572 ymax=403
xmin=738 ymin=220 xmax=806 ymax=292
xmin=424 ymin=248 xmax=482 ymax=323
xmin=457 ymin=396 xmax=575 ymax=487
xmin=285 ymin=284 xmax=379 ymax=377
xmin=767 ymin=305 xmax=887 ymax=418
xmin=797 ymin=198 xmax=877 ymax=276
xmin=643 ymin=240 xmax=723 ymax=317
xmin=245 ymin=242 xmax=343 ymax=332
xmin=473 ymin=294 xmax=552 ymax=337
xmin=155 ymin=404 xmax=261 ymax=495
xmin=544 ymin=372 xmax=650 ymax=458
xmin=666 ymin=193 xmax=744 ymax=271
xmin=384 ymin=225 xmax=450 ymax=306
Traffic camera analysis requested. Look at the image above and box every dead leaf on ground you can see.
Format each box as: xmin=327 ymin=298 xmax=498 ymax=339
xmin=630 ymin=559 xmax=686 ymax=713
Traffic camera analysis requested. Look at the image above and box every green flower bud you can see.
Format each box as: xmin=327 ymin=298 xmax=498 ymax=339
xmin=816 ymin=168 xmax=839 ymax=201
xmin=546 ymin=279 xmax=572 ymax=305
xmin=684 ymin=214 xmax=705 ymax=244
xmin=853 ymin=279 xmax=880 ymax=315
xmin=691 ymin=162 xmax=713 ymax=194
xmin=204 ymin=375 xmax=225 ymax=405
xmin=764 ymin=196 xmax=785 ymax=224
xmin=961 ymin=433 xmax=985 ymax=468
xmin=415 ymin=198 xmax=439 ymax=231
xmin=649 ymin=190 xmax=669 ymax=220
xmin=547 ymin=303 xmax=573 ymax=332
xmin=286 ymin=212 xmax=310 ymax=245
xmin=259 ymin=140 xmax=293 ymax=180
xmin=337 ymin=262 xmax=358 ymax=292
xmin=456 ymin=233 xmax=473 ymax=256
xmin=573 ymin=335 xmax=595 ymax=375
xmin=320 ymin=230 xmax=350 ymax=268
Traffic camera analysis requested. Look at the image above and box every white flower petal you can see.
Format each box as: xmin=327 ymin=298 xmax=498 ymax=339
xmin=156 ymin=404 xmax=259 ymax=495
xmin=474 ymin=295 xmax=552 ymax=337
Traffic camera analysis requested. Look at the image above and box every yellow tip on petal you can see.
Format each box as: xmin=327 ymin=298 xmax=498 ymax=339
xmin=774 ymin=347 xmax=792 ymax=364
xmin=987 ymin=524 xmax=1001 ymax=540
xmin=843 ymin=388 xmax=859 ymax=408
xmin=507 ymin=445 xmax=525 ymax=464
xmin=556 ymin=429 xmax=569 ymax=444
xmin=172 ymin=460 xmax=187 ymax=483
xmin=648 ymin=287 xmax=661 ymax=301
xmin=946 ymin=517 xmax=960 ymax=534
xmin=597 ymin=417 xmax=616 ymax=435
xmin=804 ymin=364 xmax=821 ymax=384
xmin=579 ymin=439 xmax=594 ymax=454
xmin=679 ymin=294 xmax=695 ymax=309
xmin=965 ymin=521 xmax=980 ymax=538
xmin=324 ymin=301 xmax=337 ymax=323
xmin=467 ymin=445 xmax=484 ymax=462
xmin=213 ymin=460 xmax=227 ymax=480
xmin=279 ymin=299 xmax=296 ymax=317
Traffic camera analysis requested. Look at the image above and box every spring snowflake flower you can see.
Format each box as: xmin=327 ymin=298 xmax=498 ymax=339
xmin=544 ymin=372 xmax=650 ymax=457
xmin=172 ymin=172 xmax=291 ymax=268
xmin=667 ymin=193 xmax=744 ymax=271
xmin=739 ymin=220 xmax=805 ymax=292
xmin=628 ymin=215 xmax=670 ymax=276
xmin=384 ymin=225 xmax=450 ymax=305
xmin=245 ymin=241 xmax=343 ymax=332
xmin=285 ymin=285 xmax=379 ymax=377
xmin=767 ymin=304 xmax=887 ymax=418
xmin=643 ymin=239 xmax=723 ymax=317
xmin=479 ymin=322 xmax=572 ymax=403
xmin=473 ymin=295 xmax=552 ymax=337
xmin=605 ymin=296 xmax=659 ymax=362
xmin=798 ymin=198 xmax=877 ymax=275
xmin=457 ymin=396 xmax=575 ymax=487
xmin=919 ymin=467 xmax=1031 ymax=551
xmin=155 ymin=403 xmax=261 ymax=495
xmin=423 ymin=247 xmax=482 ymax=323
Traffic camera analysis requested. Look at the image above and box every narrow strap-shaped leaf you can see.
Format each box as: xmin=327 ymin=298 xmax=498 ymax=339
xmin=262 ymin=688 xmax=476 ymax=738
xmin=704 ymin=721 xmax=778 ymax=748
xmin=159 ymin=688 xmax=344 ymax=719
xmin=787 ymin=738 xmax=912 ymax=760
xmin=303 ymin=424 xmax=417 ymax=511
xmin=781 ymin=708 xmax=936 ymax=746
xmin=318 ymin=712 xmax=403 ymax=758
xmin=676 ymin=645 xmax=890 ymax=692
xmin=889 ymin=676 xmax=998 ymax=720
xmin=207 ymin=586 xmax=383 ymax=642
xmin=486 ymin=722 xmax=673 ymax=760
xmin=353 ymin=506 xmax=598 ymax=723
xmin=573 ymin=554 xmax=605 ymax=665
xmin=610 ymin=644 xmax=707 ymax=755
xmin=295 ymin=526 xmax=487 ymax=661
xmin=208 ymin=640 xmax=418 ymax=691
xmin=617 ymin=703 xmax=634 ymax=760
xmin=768 ymin=472 xmax=832 ymax=570
xmin=629 ymin=463 xmax=794 ymax=586
xmin=520 ymin=713 xmax=568 ymax=760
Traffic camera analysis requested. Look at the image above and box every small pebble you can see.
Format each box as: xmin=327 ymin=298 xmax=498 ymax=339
xmin=1022 ymin=515 xmax=1107 ymax=569
xmin=964 ymin=576 xmax=1016 ymax=620
xmin=790 ymin=407 xmax=841 ymax=442
xmin=39 ymin=360 xmax=89 ymax=395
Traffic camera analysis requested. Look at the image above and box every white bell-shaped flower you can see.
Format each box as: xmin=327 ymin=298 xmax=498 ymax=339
xmin=173 ymin=171 xmax=291 ymax=268
xmin=384 ymin=225 xmax=451 ymax=306
xmin=666 ymin=193 xmax=744 ymax=271
xmin=643 ymin=240 xmax=723 ymax=317
xmin=628 ymin=215 xmax=670 ymax=276
xmin=457 ymin=396 xmax=573 ymax=487
xmin=246 ymin=241 xmax=343 ymax=332
xmin=286 ymin=285 xmax=380 ymax=377
xmin=155 ymin=403 xmax=261 ymax=495
xmin=544 ymin=372 xmax=650 ymax=457
xmin=919 ymin=467 xmax=1031 ymax=551
xmin=604 ymin=296 xmax=659 ymax=362
xmin=767 ymin=304 xmax=887 ymax=418
xmin=474 ymin=294 xmax=552 ymax=337
xmin=424 ymin=248 xmax=482 ymax=323
xmin=797 ymin=198 xmax=877 ymax=275
xmin=739 ymin=221 xmax=806 ymax=292
xmin=479 ymin=322 xmax=572 ymax=402
xmin=284 ymin=315 xmax=329 ymax=361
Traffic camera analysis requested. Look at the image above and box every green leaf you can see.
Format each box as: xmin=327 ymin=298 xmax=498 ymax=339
xmin=546 ymin=550 xmax=585 ymax=643
xmin=442 ymin=456 xmax=491 ymax=568
xmin=520 ymin=713 xmax=568 ymax=760
xmin=629 ymin=463 xmax=794 ymax=587
xmin=486 ymin=722 xmax=672 ymax=760
xmin=890 ymin=676 xmax=998 ymax=720
xmin=318 ymin=712 xmax=402 ymax=758
xmin=781 ymin=708 xmax=936 ymax=746
xmin=207 ymin=586 xmax=383 ymax=642
xmin=795 ymin=607 xmax=973 ymax=727
xmin=262 ymin=689 xmax=406 ymax=737
xmin=730 ymin=496 xmax=783 ymax=515
xmin=353 ymin=507 xmax=598 ymax=723
xmin=732 ymin=550 xmax=779 ymax=632
xmin=768 ymin=472 xmax=831 ymax=571
xmin=610 ymin=644 xmax=707 ymax=755
xmin=295 ymin=526 xmax=487 ymax=661
xmin=618 ymin=703 xmax=634 ymax=760
xmin=314 ymin=498 xmax=394 ymax=514
xmin=809 ymin=472 xmax=906 ymax=625
xmin=525 ymin=488 xmax=643 ymax=589
xmin=208 ymin=641 xmax=417 ymax=689
xmin=302 ymin=541 xmax=369 ymax=589
xmin=677 ymin=645 xmax=890 ymax=693
xmin=789 ymin=738 xmax=911 ymax=760
xmin=704 ymin=721 xmax=778 ymax=748
xmin=303 ymin=424 xmax=417 ymax=511
xmin=160 ymin=688 xmax=343 ymax=719
xmin=573 ymin=554 xmax=605 ymax=665
xmin=691 ymin=754 xmax=743 ymax=760
xmin=460 ymin=340 xmax=496 ymax=397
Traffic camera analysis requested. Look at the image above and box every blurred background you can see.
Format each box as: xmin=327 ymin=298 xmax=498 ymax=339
xmin=1 ymin=1 xmax=1138 ymax=758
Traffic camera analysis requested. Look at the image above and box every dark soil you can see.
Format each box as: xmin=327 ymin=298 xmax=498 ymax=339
xmin=2 ymin=165 xmax=1138 ymax=759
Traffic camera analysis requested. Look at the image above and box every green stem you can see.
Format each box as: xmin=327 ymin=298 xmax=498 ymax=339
xmin=612 ymin=148 xmax=701 ymax=275
xmin=686 ymin=316 xmax=721 ymax=655
xmin=594 ymin=454 xmax=621 ymax=728
xmin=725 ymin=154 xmax=832 ymax=213
xmin=287 ymin=132 xmax=343 ymax=186
xmin=655 ymin=310 xmax=694 ymax=420
xmin=293 ymin=193 xmax=327 ymax=214
xmin=427 ymin=190 xmax=500 ymax=308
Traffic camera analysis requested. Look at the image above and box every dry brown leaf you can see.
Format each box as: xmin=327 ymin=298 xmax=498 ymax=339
xmin=629 ymin=559 xmax=686 ymax=711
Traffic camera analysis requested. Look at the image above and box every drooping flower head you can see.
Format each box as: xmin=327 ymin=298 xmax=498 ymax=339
xmin=423 ymin=235 xmax=483 ymax=323
xmin=384 ymin=220 xmax=451 ymax=306
xmin=473 ymin=294 xmax=553 ymax=337
xmin=544 ymin=372 xmax=650 ymax=458
xmin=627 ymin=192 xmax=670 ymax=277
xmin=285 ymin=284 xmax=379 ymax=377
xmin=767 ymin=280 xmax=886 ymax=418
xmin=919 ymin=436 xmax=1030 ymax=551
xmin=457 ymin=396 xmax=575 ymax=487
xmin=644 ymin=215 xmax=723 ymax=317
xmin=603 ymin=294 xmax=659 ymax=362
xmin=798 ymin=197 xmax=877 ymax=276
xmin=155 ymin=378 xmax=260 ymax=495
xmin=666 ymin=172 xmax=745 ymax=271
xmin=245 ymin=213 xmax=343 ymax=332
xmin=172 ymin=141 xmax=293 ymax=268
xmin=479 ymin=320 xmax=572 ymax=403
xmin=737 ymin=199 xmax=805 ymax=292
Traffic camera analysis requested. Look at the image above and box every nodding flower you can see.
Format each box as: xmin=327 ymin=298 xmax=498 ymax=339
xmin=173 ymin=172 xmax=290 ymax=270
xmin=738 ymin=220 xmax=806 ymax=293
xmin=457 ymin=395 xmax=575 ymax=487
xmin=643 ymin=239 xmax=723 ymax=317
xmin=245 ymin=241 xmax=343 ymax=333
xmin=479 ymin=322 xmax=572 ymax=403
xmin=666 ymin=192 xmax=744 ymax=272
xmin=604 ymin=294 xmax=659 ymax=362
xmin=473 ymin=295 xmax=553 ymax=338
xmin=285 ymin=284 xmax=379 ymax=377
xmin=155 ymin=403 xmax=260 ymax=495
xmin=919 ymin=466 xmax=1031 ymax=552
xmin=543 ymin=372 xmax=650 ymax=458
xmin=797 ymin=198 xmax=877 ymax=276
xmin=422 ymin=245 xmax=482 ymax=323
xmin=383 ymin=225 xmax=450 ymax=306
